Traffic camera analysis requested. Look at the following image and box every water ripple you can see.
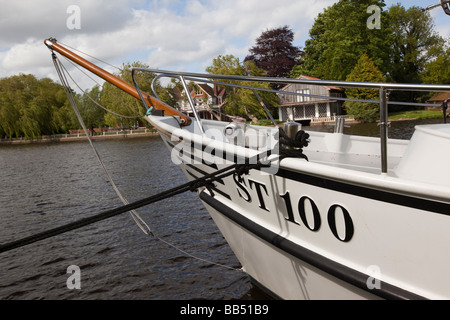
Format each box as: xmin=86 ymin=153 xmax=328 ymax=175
xmin=0 ymin=137 xmax=259 ymax=300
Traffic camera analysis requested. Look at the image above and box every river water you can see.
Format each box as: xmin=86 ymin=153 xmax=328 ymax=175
xmin=0 ymin=135 xmax=269 ymax=300
xmin=0 ymin=118 xmax=444 ymax=300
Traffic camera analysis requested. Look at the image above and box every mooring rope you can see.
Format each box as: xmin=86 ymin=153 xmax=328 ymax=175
xmin=1 ymin=50 xmax=267 ymax=276
xmin=0 ymin=162 xmax=262 ymax=258
xmin=43 ymin=54 xmax=261 ymax=272
xmin=0 ymin=170 xmax=261 ymax=269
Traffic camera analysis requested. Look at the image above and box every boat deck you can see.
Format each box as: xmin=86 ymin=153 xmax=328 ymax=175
xmin=304 ymin=131 xmax=409 ymax=175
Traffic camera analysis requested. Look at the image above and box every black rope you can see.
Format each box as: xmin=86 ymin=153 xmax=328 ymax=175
xmin=279 ymin=127 xmax=309 ymax=161
xmin=0 ymin=162 xmax=264 ymax=254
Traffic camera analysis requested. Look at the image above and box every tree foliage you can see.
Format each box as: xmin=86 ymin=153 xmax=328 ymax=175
xmin=0 ymin=74 xmax=75 ymax=139
xmin=293 ymin=0 xmax=391 ymax=81
xmin=101 ymin=61 xmax=161 ymax=128
xmin=206 ymin=55 xmax=278 ymax=122
xmin=0 ymin=62 xmax=182 ymax=139
xmin=245 ymin=26 xmax=302 ymax=82
xmin=421 ymin=46 xmax=450 ymax=85
xmin=79 ymin=85 xmax=106 ymax=134
xmin=388 ymin=4 xmax=446 ymax=84
xmin=295 ymin=0 xmax=446 ymax=86
xmin=344 ymin=54 xmax=385 ymax=122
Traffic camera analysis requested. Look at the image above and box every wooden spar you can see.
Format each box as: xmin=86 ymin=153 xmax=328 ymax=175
xmin=44 ymin=38 xmax=191 ymax=125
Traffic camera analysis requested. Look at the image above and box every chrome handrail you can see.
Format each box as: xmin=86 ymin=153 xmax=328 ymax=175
xmin=134 ymin=68 xmax=450 ymax=91
xmin=132 ymin=67 xmax=450 ymax=174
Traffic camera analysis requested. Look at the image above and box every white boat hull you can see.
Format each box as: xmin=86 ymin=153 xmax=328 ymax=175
xmin=147 ymin=115 xmax=450 ymax=300
xmin=201 ymin=193 xmax=382 ymax=300
xmin=45 ymin=38 xmax=450 ymax=300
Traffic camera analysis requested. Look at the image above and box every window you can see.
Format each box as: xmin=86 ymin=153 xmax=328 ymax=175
xmin=296 ymin=89 xmax=311 ymax=102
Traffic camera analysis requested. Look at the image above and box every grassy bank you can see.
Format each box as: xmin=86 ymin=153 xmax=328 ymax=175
xmin=388 ymin=110 xmax=445 ymax=120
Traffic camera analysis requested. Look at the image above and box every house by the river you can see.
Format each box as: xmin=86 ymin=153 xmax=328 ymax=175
xmin=176 ymin=83 xmax=227 ymax=120
xmin=277 ymin=75 xmax=346 ymax=124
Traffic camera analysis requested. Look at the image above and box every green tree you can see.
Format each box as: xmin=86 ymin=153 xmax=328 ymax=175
xmin=53 ymin=96 xmax=77 ymax=134
xmin=294 ymin=0 xmax=391 ymax=81
xmin=206 ymin=54 xmax=244 ymax=76
xmin=344 ymin=53 xmax=385 ymax=122
xmin=78 ymin=85 xmax=106 ymax=135
xmin=0 ymin=74 xmax=72 ymax=139
xmin=420 ymin=46 xmax=450 ymax=84
xmin=100 ymin=61 xmax=170 ymax=129
xmin=0 ymin=91 xmax=20 ymax=139
xmin=386 ymin=4 xmax=446 ymax=107
xmin=206 ymin=55 xmax=278 ymax=122
xmin=387 ymin=4 xmax=445 ymax=84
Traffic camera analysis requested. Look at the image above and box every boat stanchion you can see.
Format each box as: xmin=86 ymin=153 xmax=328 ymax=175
xmin=334 ymin=117 xmax=346 ymax=134
xmin=443 ymin=98 xmax=449 ymax=124
xmin=283 ymin=122 xmax=303 ymax=150
xmin=279 ymin=122 xmax=310 ymax=160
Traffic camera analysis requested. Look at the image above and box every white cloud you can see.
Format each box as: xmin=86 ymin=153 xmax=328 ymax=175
xmin=0 ymin=0 xmax=448 ymax=91
xmin=0 ymin=0 xmax=337 ymax=77
xmin=134 ymin=0 xmax=339 ymax=71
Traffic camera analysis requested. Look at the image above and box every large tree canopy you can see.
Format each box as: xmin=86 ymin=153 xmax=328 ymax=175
xmin=78 ymin=85 xmax=106 ymax=134
xmin=388 ymin=4 xmax=446 ymax=84
xmin=245 ymin=26 xmax=302 ymax=81
xmin=421 ymin=46 xmax=450 ymax=85
xmin=100 ymin=61 xmax=172 ymax=128
xmin=0 ymin=74 xmax=74 ymax=139
xmin=293 ymin=0 xmax=446 ymax=86
xmin=344 ymin=53 xmax=385 ymax=122
xmin=293 ymin=0 xmax=391 ymax=81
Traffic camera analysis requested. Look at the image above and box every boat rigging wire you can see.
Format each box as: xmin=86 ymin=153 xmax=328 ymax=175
xmin=60 ymin=56 xmax=144 ymax=119
xmin=52 ymin=53 xmax=153 ymax=236
xmin=58 ymin=41 xmax=122 ymax=71
xmin=0 ymin=50 xmax=265 ymax=272
xmin=0 ymin=158 xmax=263 ymax=272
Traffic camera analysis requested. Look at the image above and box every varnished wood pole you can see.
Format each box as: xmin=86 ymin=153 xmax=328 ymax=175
xmin=44 ymin=38 xmax=190 ymax=125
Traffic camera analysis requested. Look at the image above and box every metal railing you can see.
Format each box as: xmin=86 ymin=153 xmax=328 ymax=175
xmin=131 ymin=68 xmax=450 ymax=173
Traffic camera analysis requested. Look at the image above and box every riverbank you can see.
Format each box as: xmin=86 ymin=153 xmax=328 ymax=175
xmin=388 ymin=109 xmax=447 ymax=121
xmin=2 ymin=110 xmax=447 ymax=146
xmin=0 ymin=130 xmax=160 ymax=145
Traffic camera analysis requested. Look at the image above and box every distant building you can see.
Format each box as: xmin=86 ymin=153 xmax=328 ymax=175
xmin=277 ymin=75 xmax=345 ymax=124
xmin=176 ymin=83 xmax=227 ymax=120
xmin=427 ymin=91 xmax=450 ymax=106
xmin=427 ymin=91 xmax=450 ymax=117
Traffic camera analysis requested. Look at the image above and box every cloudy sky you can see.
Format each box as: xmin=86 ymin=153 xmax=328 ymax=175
xmin=0 ymin=0 xmax=449 ymax=90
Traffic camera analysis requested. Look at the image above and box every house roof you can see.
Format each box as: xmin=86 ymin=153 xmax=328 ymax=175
xmin=427 ymin=91 xmax=450 ymax=103
xmin=198 ymin=83 xmax=215 ymax=97
xmin=197 ymin=83 xmax=227 ymax=99
xmin=280 ymin=75 xmax=342 ymax=91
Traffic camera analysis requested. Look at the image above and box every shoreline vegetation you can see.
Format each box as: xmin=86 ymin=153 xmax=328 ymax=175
xmin=2 ymin=4 xmax=448 ymax=145
xmin=0 ymin=128 xmax=160 ymax=145
xmin=2 ymin=110 xmax=446 ymax=146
